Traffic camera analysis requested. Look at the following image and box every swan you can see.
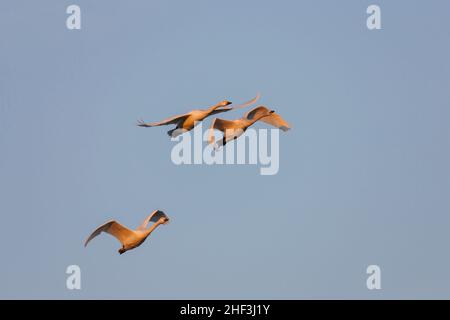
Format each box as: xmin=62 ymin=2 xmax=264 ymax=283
xmin=84 ymin=210 xmax=170 ymax=254
xmin=137 ymin=93 xmax=260 ymax=138
xmin=208 ymin=105 xmax=291 ymax=148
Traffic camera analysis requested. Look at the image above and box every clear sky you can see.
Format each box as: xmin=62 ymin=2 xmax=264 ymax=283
xmin=1 ymin=0 xmax=449 ymax=299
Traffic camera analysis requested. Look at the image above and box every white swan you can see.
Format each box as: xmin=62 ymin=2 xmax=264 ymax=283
xmin=84 ymin=210 xmax=170 ymax=254
xmin=208 ymin=105 xmax=291 ymax=148
xmin=137 ymin=93 xmax=260 ymax=138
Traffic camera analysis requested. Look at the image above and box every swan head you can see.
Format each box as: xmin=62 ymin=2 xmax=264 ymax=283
xmin=159 ymin=216 xmax=170 ymax=225
xmin=218 ymin=100 xmax=232 ymax=107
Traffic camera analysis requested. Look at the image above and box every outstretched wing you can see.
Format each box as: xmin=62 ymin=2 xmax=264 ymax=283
xmin=244 ymin=106 xmax=271 ymax=120
xmin=137 ymin=210 xmax=168 ymax=231
xmin=137 ymin=113 xmax=190 ymax=127
xmin=259 ymin=112 xmax=291 ymax=131
xmin=84 ymin=220 xmax=134 ymax=247
xmin=232 ymin=92 xmax=261 ymax=109
xmin=208 ymin=118 xmax=239 ymax=145
xmin=244 ymin=106 xmax=291 ymax=131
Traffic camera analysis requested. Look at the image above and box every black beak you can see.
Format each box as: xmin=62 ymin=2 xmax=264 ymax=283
xmin=270 ymin=110 xmax=275 ymax=113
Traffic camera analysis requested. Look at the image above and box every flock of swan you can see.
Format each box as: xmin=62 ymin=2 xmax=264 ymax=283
xmin=85 ymin=94 xmax=291 ymax=254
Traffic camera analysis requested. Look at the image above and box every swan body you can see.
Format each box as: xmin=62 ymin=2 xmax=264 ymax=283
xmin=84 ymin=210 xmax=170 ymax=254
xmin=208 ymin=105 xmax=291 ymax=148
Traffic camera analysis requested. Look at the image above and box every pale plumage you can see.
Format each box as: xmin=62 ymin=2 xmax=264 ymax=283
xmin=137 ymin=93 xmax=260 ymax=138
xmin=208 ymin=105 xmax=291 ymax=148
xmin=84 ymin=210 xmax=170 ymax=254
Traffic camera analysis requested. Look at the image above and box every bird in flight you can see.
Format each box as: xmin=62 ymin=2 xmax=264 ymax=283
xmin=137 ymin=93 xmax=261 ymax=138
xmin=84 ymin=210 xmax=170 ymax=254
xmin=208 ymin=105 xmax=291 ymax=149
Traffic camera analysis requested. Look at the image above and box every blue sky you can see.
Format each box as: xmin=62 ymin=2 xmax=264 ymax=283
xmin=1 ymin=0 xmax=450 ymax=298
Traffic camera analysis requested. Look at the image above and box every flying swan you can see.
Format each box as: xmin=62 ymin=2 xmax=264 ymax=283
xmin=208 ymin=105 xmax=291 ymax=149
xmin=137 ymin=93 xmax=260 ymax=138
xmin=84 ymin=210 xmax=170 ymax=254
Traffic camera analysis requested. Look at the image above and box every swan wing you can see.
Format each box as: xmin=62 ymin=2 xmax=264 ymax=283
xmin=84 ymin=220 xmax=134 ymax=247
xmin=137 ymin=210 xmax=168 ymax=231
xmin=244 ymin=106 xmax=271 ymax=120
xmin=260 ymin=112 xmax=291 ymax=131
xmin=137 ymin=113 xmax=190 ymax=127
xmin=232 ymin=93 xmax=261 ymax=109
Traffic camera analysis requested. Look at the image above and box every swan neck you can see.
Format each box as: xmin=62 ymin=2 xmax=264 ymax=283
xmin=145 ymin=222 xmax=160 ymax=237
xmin=207 ymin=103 xmax=222 ymax=112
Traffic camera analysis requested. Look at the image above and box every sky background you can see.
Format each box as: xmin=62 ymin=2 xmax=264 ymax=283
xmin=1 ymin=0 xmax=450 ymax=299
